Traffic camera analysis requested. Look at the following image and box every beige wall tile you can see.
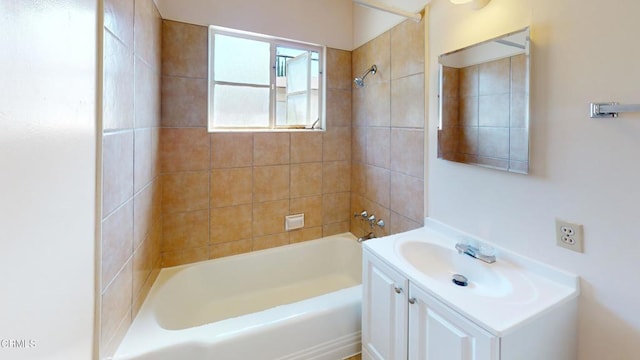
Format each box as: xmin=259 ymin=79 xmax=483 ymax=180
xmin=322 ymin=192 xmax=350 ymax=224
xmin=460 ymin=65 xmax=478 ymax=97
xmin=323 ymin=126 xmax=351 ymax=161
xmin=133 ymin=183 xmax=153 ymax=249
xmin=353 ymin=31 xmax=390 ymax=85
xmin=290 ymin=226 xmax=323 ymax=243
xmin=211 ymin=133 xmax=253 ymax=168
xmin=134 ymin=0 xmax=161 ymax=70
xmin=101 ymin=200 xmax=134 ymax=291
xmin=459 ymin=127 xmax=479 ymax=155
xmin=351 ymin=127 xmax=367 ymax=163
xmin=442 ymin=66 xmax=459 ymax=99
xmin=103 ymin=131 xmax=134 ymax=216
xmin=390 ymin=19 xmax=425 ymax=79
xmin=134 ymin=57 xmax=160 ymax=129
xmin=253 ymin=200 xmax=289 ymax=237
xmin=104 ymin=30 xmax=134 ymax=131
xmin=162 ymin=20 xmax=208 ymax=78
xmin=352 ymin=85 xmax=366 ymax=127
xmin=460 ymin=96 xmax=479 ymax=127
xmin=161 ymin=209 xmax=209 ymax=251
xmin=390 ymin=172 xmax=424 ymax=223
xmin=365 ymin=81 xmax=391 ymax=127
xmin=132 ymin=236 xmax=152 ymax=300
xmin=100 ymin=309 xmax=131 ymax=360
xmin=390 ymin=211 xmax=422 ymax=235
xmin=161 ymin=76 xmax=208 ymax=127
xmin=161 ymin=171 xmax=209 ymax=214
xmin=511 ymin=92 xmax=528 ymax=128
xmin=326 ymin=48 xmax=352 ymax=90
xmin=323 ymin=221 xmax=350 ymax=237
xmin=291 ymin=132 xmax=323 ymax=163
xmin=132 ymin=265 xmax=159 ymax=318
xmin=478 ymin=127 xmax=510 ymax=159
xmin=510 ymin=128 xmax=529 ymax=162
xmin=162 ymin=246 xmax=208 ymax=267
xmin=160 ymin=127 xmax=210 ymax=173
xmin=254 ymin=165 xmax=290 ymax=202
xmin=211 ymin=167 xmax=253 ymax=207
xmin=290 ymin=195 xmax=322 ymax=227
xmin=326 ymin=89 xmax=352 ymax=127
xmin=479 ymin=57 xmax=510 ymax=95
xmin=209 ymin=239 xmax=252 ymax=259
xmin=350 ymin=193 xmax=365 ymax=238
xmin=511 ymin=54 xmax=527 ymax=93
xmin=151 ymin=127 xmax=161 ymax=178
xmin=104 ymin=0 xmax=134 ymax=47
xmin=365 ymin=166 xmax=390 ymax=208
xmin=290 ymin=162 xmax=322 ymax=198
xmin=210 ymin=204 xmax=252 ymax=244
xmin=134 ymin=128 xmax=152 ymax=193
xmin=441 ymin=95 xmax=459 ymax=128
xmin=366 ymin=127 xmax=390 ymax=168
xmin=390 ymin=128 xmax=424 ymax=179
xmin=101 ymin=261 xmax=132 ymax=344
xmin=391 ymin=73 xmax=425 ymax=128
xmin=254 ymin=133 xmax=290 ymax=165
xmin=323 ymin=161 xmax=351 ymax=193
xmin=253 ymin=232 xmax=290 ymax=251
xmin=479 ymin=94 xmax=510 ymax=127
xmin=351 ymin=161 xmax=367 ymax=196
xmin=360 ymin=196 xmax=390 ymax=238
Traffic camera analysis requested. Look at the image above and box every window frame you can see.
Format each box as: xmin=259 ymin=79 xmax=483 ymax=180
xmin=208 ymin=25 xmax=326 ymax=132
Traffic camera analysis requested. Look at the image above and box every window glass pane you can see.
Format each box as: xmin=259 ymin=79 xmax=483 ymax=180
xmin=286 ymin=53 xmax=309 ymax=93
xmin=284 ymin=93 xmax=308 ymax=126
xmin=213 ymin=85 xmax=270 ymax=127
xmin=214 ymin=34 xmax=270 ymax=85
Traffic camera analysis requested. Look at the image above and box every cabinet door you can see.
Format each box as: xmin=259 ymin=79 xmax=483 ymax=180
xmin=408 ymin=284 xmax=499 ymax=360
xmin=362 ymin=251 xmax=409 ymax=360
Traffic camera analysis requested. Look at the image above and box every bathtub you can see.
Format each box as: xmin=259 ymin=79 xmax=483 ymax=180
xmin=113 ymin=233 xmax=362 ymax=360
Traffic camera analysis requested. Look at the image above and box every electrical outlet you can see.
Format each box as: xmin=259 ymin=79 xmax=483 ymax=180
xmin=555 ymin=219 xmax=584 ymax=253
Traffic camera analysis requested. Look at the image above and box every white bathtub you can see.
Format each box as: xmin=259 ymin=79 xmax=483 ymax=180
xmin=113 ymin=233 xmax=362 ymax=360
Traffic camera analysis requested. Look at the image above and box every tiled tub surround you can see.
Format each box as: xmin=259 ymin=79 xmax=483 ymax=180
xmin=351 ymin=20 xmax=426 ymax=239
xmin=439 ymin=54 xmax=529 ymax=172
xmin=160 ymin=20 xmax=353 ymax=266
xmin=101 ymin=0 xmax=163 ymax=358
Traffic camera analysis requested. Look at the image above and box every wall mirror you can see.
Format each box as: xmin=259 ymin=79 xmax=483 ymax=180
xmin=438 ymin=27 xmax=530 ymax=174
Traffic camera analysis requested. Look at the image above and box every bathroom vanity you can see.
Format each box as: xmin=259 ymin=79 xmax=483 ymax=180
xmin=361 ymin=220 xmax=579 ymax=360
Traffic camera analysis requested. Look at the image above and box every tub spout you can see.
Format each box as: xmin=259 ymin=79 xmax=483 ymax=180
xmin=357 ymin=232 xmax=375 ymax=243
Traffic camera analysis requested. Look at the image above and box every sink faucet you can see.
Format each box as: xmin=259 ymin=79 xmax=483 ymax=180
xmin=455 ymin=242 xmax=496 ymax=264
xmin=357 ymin=232 xmax=375 ymax=243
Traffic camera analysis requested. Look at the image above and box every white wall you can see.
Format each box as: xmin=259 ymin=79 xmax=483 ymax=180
xmin=426 ymin=0 xmax=640 ymax=359
xmin=352 ymin=0 xmax=429 ymax=48
xmin=0 ymin=1 xmax=97 ymax=359
xmin=155 ymin=0 xmax=353 ymax=50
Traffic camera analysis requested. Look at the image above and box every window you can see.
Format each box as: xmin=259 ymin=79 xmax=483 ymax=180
xmin=208 ymin=26 xmax=325 ymax=131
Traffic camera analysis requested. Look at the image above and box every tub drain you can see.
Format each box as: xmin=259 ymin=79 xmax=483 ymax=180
xmin=452 ymin=274 xmax=469 ymax=287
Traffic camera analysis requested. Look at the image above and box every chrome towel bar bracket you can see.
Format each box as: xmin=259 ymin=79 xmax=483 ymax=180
xmin=590 ymin=102 xmax=640 ymax=118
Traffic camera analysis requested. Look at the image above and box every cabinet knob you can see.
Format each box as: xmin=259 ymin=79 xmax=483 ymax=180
xmin=394 ymin=286 xmax=403 ymax=294
xmin=408 ymin=297 xmax=417 ymax=304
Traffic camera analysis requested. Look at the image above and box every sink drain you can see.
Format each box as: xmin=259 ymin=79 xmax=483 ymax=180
xmin=452 ymin=274 xmax=468 ymax=287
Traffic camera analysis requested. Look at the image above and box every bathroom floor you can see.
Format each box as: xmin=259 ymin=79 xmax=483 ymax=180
xmin=344 ymin=354 xmax=362 ymax=360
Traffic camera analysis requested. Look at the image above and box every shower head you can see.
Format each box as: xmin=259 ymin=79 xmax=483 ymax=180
xmin=354 ymin=65 xmax=377 ymax=88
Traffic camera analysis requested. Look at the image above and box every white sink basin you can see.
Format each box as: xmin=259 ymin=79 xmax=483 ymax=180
xmin=395 ymin=239 xmax=543 ymax=305
xmin=398 ymin=241 xmax=513 ymax=298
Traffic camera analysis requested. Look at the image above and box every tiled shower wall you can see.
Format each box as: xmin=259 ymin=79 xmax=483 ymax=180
xmin=159 ymin=20 xmax=353 ymax=266
xmin=350 ymin=20 xmax=426 ymax=237
xmin=100 ymin=0 xmax=162 ymax=357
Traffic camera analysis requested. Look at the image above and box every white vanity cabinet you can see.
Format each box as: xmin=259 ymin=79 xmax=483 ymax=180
xmin=407 ymin=283 xmax=498 ymax=360
xmin=362 ymin=250 xmax=408 ymax=360
xmin=362 ymin=251 xmax=497 ymax=360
